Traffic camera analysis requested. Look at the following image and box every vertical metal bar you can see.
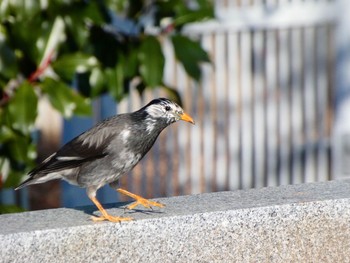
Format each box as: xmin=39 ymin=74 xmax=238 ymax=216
xmin=290 ymin=27 xmax=303 ymax=184
xmin=315 ymin=25 xmax=328 ymax=182
xmin=303 ymin=26 xmax=317 ymax=183
xmin=190 ymin=79 xmax=202 ymax=194
xmin=210 ymin=34 xmax=219 ymax=193
xmin=277 ymin=28 xmax=291 ymax=185
xmin=183 ymin=77 xmax=194 ymax=195
xmin=201 ymin=33 xmax=215 ymax=192
xmin=327 ymin=23 xmax=335 ymax=180
xmin=214 ymin=32 xmax=228 ymax=191
xmin=252 ymin=29 xmax=265 ymax=188
xmin=240 ymin=30 xmax=254 ymax=189
xmin=265 ymin=29 xmax=278 ymax=186
xmin=228 ymin=30 xmax=241 ymax=190
xmin=224 ymin=32 xmax=231 ymax=191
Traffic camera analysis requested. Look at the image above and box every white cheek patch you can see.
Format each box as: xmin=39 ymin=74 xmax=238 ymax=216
xmin=145 ymin=105 xmax=164 ymax=118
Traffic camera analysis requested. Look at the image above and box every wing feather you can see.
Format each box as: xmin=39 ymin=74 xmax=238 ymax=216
xmin=28 ymin=125 xmax=116 ymax=176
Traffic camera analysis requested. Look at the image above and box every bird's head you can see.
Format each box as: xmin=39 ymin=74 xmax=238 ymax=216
xmin=142 ymin=98 xmax=195 ymax=126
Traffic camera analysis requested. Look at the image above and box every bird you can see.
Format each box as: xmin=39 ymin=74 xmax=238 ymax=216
xmin=16 ymin=98 xmax=195 ymax=222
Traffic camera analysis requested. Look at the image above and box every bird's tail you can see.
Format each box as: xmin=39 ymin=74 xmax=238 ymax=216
xmin=15 ymin=176 xmax=35 ymax=190
xmin=15 ymin=173 xmax=62 ymax=190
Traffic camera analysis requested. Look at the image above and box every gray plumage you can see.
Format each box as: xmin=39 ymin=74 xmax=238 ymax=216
xmin=16 ymin=98 xmax=194 ymax=211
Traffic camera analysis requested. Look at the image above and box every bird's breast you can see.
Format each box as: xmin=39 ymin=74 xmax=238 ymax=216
xmin=111 ymin=151 xmax=142 ymax=173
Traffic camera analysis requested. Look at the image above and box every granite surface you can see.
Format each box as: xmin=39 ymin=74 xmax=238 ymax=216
xmin=1 ymin=180 xmax=350 ymax=262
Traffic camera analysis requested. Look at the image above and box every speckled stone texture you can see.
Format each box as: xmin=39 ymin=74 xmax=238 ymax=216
xmin=1 ymin=180 xmax=350 ymax=263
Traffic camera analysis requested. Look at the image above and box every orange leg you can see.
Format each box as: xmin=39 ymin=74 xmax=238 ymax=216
xmin=89 ymin=196 xmax=133 ymax=222
xmin=117 ymin=188 xmax=165 ymax=210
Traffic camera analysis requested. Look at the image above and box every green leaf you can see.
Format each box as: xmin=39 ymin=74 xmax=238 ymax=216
xmin=63 ymin=1 xmax=104 ymax=48
xmin=41 ymin=78 xmax=91 ymax=117
xmin=173 ymin=0 xmax=214 ymax=27
xmin=171 ymin=35 xmax=210 ymax=81
xmin=124 ymin=49 xmax=139 ymax=78
xmin=138 ymin=36 xmax=165 ymax=87
xmin=0 ymin=126 xmax=16 ymax=143
xmin=52 ymin=53 xmax=98 ymax=81
xmin=0 ymin=0 xmax=41 ymax=22
xmin=6 ymin=136 xmax=35 ymax=164
xmin=0 ymin=157 xmax=11 ymax=185
xmin=105 ymin=61 xmax=125 ymax=101
xmin=174 ymin=10 xmax=213 ymax=26
xmin=89 ymin=25 xmax=119 ymax=68
xmin=0 ymin=204 xmax=26 ymax=214
xmin=0 ymin=32 xmax=17 ymax=79
xmin=7 ymin=82 xmax=38 ymax=134
xmin=3 ymin=15 xmax=43 ymax=67
xmin=0 ymin=141 xmax=36 ymax=188
xmin=90 ymin=67 xmax=106 ymax=97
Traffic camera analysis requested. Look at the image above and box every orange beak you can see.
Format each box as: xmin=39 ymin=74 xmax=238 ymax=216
xmin=180 ymin=112 xmax=195 ymax=124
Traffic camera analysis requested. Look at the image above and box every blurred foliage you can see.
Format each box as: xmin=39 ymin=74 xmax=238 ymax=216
xmin=0 ymin=0 xmax=213 ymax=210
xmin=0 ymin=204 xmax=25 ymax=214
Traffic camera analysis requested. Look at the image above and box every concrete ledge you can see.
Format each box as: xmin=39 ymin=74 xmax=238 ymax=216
xmin=1 ymin=180 xmax=350 ymax=262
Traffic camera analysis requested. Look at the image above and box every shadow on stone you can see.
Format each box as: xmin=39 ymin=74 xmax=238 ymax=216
xmin=73 ymin=201 xmax=164 ymax=217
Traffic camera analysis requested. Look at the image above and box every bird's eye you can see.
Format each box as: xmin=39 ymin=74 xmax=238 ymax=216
xmin=165 ymin=105 xmax=171 ymax=111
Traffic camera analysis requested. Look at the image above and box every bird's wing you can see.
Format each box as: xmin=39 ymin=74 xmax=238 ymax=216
xmin=28 ymin=125 xmax=116 ymax=176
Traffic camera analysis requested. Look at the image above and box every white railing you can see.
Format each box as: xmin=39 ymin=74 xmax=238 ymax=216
xmin=114 ymin=0 xmax=338 ymax=200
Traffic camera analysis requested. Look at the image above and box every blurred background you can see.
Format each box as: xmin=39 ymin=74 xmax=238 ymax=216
xmin=1 ymin=0 xmax=350 ymax=213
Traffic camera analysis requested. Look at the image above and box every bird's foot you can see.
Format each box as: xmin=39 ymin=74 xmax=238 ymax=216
xmin=126 ymin=197 xmax=165 ymax=210
xmin=91 ymin=214 xmax=133 ymax=223
xmin=117 ymin=188 xmax=165 ymax=210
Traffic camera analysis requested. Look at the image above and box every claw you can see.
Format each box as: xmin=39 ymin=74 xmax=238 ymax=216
xmin=89 ymin=195 xmax=133 ymax=223
xmin=117 ymin=188 xmax=165 ymax=210
xmin=126 ymin=198 xmax=165 ymax=210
